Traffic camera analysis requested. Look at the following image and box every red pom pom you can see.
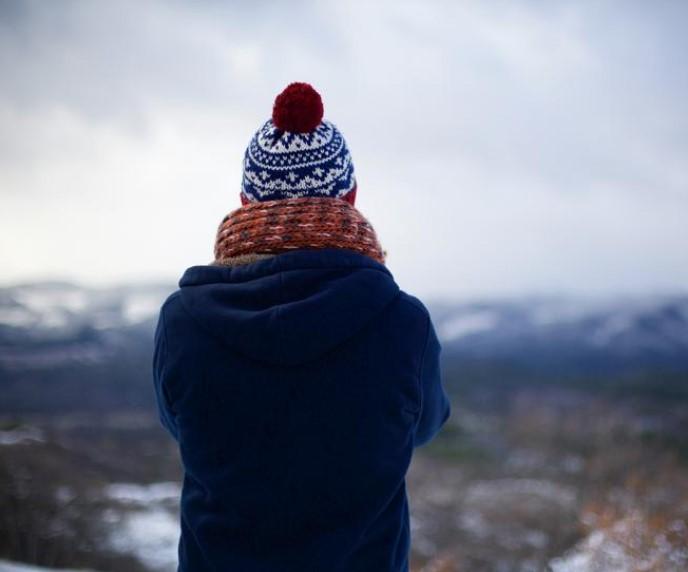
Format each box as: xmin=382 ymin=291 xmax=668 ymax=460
xmin=272 ymin=82 xmax=324 ymax=133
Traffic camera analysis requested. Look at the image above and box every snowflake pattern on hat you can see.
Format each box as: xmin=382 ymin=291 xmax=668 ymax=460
xmin=241 ymin=119 xmax=356 ymax=202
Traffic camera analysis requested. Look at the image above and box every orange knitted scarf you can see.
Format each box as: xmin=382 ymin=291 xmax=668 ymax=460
xmin=213 ymin=196 xmax=387 ymax=265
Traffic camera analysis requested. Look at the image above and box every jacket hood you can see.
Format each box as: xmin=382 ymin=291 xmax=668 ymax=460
xmin=177 ymin=248 xmax=400 ymax=367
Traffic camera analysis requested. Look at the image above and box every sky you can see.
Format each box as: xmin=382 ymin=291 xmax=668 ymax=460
xmin=1 ymin=0 xmax=687 ymax=300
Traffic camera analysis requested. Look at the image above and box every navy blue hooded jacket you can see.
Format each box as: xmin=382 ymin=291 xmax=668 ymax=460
xmin=152 ymin=247 xmax=451 ymax=572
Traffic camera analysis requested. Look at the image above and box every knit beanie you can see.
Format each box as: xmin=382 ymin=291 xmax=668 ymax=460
xmin=240 ymin=83 xmax=356 ymax=203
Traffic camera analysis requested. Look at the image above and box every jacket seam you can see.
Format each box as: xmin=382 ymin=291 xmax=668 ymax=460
xmin=277 ymin=270 xmax=286 ymax=366
xmin=414 ymin=312 xmax=432 ymax=425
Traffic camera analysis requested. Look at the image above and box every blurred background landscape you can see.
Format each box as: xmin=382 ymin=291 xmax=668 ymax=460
xmin=1 ymin=284 xmax=687 ymax=571
xmin=1 ymin=1 xmax=687 ymax=571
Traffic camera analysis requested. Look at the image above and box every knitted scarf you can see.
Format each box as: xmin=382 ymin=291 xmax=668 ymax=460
xmin=213 ymin=196 xmax=387 ymax=266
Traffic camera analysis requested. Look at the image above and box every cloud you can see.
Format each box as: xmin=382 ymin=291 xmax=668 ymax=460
xmin=0 ymin=0 xmax=686 ymax=298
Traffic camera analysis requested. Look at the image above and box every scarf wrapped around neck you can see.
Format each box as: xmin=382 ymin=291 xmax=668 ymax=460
xmin=213 ymin=196 xmax=387 ymax=267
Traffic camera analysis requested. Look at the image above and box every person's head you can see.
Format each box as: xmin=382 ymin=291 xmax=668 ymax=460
xmin=238 ymin=82 xmax=357 ymax=207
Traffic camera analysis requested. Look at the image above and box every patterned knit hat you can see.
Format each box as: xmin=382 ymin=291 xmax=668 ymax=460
xmin=240 ymin=83 xmax=356 ymax=203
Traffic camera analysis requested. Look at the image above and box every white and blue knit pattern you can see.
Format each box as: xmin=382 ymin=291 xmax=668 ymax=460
xmin=241 ymin=119 xmax=356 ymax=202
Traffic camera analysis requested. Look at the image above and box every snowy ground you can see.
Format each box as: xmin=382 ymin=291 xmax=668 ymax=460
xmin=101 ymin=482 xmax=181 ymax=572
xmin=549 ymin=513 xmax=688 ymax=572
xmin=0 ymin=561 xmax=98 ymax=572
xmin=2 ymin=394 xmax=686 ymax=572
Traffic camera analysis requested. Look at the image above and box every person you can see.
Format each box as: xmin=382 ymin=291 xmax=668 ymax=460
xmin=152 ymin=82 xmax=451 ymax=572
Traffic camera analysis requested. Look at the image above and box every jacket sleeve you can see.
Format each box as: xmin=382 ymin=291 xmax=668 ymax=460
xmin=413 ymin=313 xmax=451 ymax=448
xmin=153 ymin=307 xmax=179 ymax=441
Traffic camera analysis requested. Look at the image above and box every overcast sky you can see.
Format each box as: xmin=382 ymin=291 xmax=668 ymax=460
xmin=1 ymin=0 xmax=687 ymax=299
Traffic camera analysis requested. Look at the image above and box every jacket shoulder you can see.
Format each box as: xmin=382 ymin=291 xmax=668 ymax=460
xmin=162 ymin=289 xmax=181 ymax=306
xmin=158 ymin=290 xmax=183 ymax=320
xmin=396 ymin=290 xmax=432 ymax=322
xmin=389 ymin=291 xmax=434 ymax=349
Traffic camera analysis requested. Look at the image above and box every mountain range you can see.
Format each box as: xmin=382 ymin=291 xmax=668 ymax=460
xmin=1 ymin=281 xmax=686 ymax=413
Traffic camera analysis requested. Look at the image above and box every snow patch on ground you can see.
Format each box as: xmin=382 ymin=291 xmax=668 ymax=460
xmin=0 ymin=427 xmax=44 ymax=446
xmin=463 ymin=478 xmax=577 ymax=509
xmin=104 ymin=481 xmax=180 ymax=504
xmin=549 ymin=513 xmax=688 ymax=572
xmin=102 ymin=481 xmax=181 ymax=572
xmin=0 ymin=560 xmax=98 ymax=572
xmin=104 ymin=506 xmax=179 ymax=571
xmin=457 ymin=478 xmax=578 ymax=552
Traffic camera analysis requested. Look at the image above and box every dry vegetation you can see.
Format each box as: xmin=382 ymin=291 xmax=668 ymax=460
xmin=1 ymin=386 xmax=687 ymax=572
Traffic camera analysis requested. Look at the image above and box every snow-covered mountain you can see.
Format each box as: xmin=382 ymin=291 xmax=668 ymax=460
xmin=429 ymin=295 xmax=688 ymax=374
xmin=2 ymin=282 xmax=686 ymax=357
xmin=0 ymin=281 xmax=686 ymax=413
xmin=0 ymin=281 xmax=171 ymax=369
xmin=0 ymin=281 xmax=174 ymax=413
xmin=0 ymin=280 xmax=170 ymax=337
